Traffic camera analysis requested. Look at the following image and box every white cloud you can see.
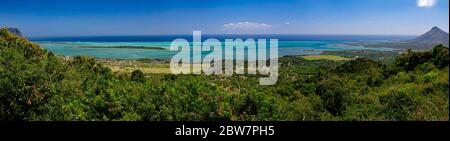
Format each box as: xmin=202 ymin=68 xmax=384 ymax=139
xmin=417 ymin=0 xmax=437 ymax=8
xmin=285 ymin=22 xmax=291 ymax=25
xmin=223 ymin=21 xmax=272 ymax=30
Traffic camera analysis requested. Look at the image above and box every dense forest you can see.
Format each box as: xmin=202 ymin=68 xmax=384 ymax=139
xmin=0 ymin=28 xmax=448 ymax=121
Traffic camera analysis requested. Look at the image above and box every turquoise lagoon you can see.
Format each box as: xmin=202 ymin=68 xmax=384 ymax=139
xmin=32 ymin=35 xmax=412 ymax=59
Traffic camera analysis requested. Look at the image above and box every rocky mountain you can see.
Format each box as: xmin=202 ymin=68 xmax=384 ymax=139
xmin=411 ymin=26 xmax=449 ymax=45
xmin=6 ymin=27 xmax=22 ymax=36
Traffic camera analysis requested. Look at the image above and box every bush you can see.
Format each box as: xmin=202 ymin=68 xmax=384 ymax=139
xmin=315 ymin=76 xmax=352 ymax=116
xmin=432 ymin=45 xmax=449 ymax=68
xmin=420 ymin=71 xmax=438 ymax=83
xmin=395 ymin=49 xmax=433 ymax=71
xmin=130 ymin=70 xmax=145 ymax=82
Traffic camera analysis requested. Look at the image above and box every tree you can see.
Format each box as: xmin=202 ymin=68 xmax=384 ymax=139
xmin=131 ymin=70 xmax=145 ymax=82
xmin=431 ymin=44 xmax=449 ymax=68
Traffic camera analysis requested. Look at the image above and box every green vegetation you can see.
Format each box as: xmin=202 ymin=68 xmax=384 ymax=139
xmin=0 ymin=28 xmax=448 ymax=121
xmin=301 ymin=55 xmax=352 ymax=61
xmin=321 ymin=50 xmax=400 ymax=63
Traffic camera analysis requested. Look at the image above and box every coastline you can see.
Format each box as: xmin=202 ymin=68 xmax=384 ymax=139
xmin=76 ymin=45 xmax=168 ymax=50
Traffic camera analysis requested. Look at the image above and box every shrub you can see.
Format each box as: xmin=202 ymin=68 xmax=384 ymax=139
xmin=130 ymin=70 xmax=145 ymax=82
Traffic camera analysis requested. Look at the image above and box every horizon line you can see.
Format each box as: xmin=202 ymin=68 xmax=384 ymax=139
xmin=27 ymin=33 xmax=420 ymax=39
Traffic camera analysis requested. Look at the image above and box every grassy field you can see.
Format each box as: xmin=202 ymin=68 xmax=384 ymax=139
xmin=102 ymin=60 xmax=258 ymax=74
xmin=103 ymin=60 xmax=205 ymax=74
xmin=302 ymin=55 xmax=352 ymax=61
xmin=108 ymin=64 xmax=172 ymax=74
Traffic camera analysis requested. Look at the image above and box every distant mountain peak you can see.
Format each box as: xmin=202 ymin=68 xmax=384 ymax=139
xmin=431 ymin=26 xmax=440 ymax=30
xmin=430 ymin=26 xmax=445 ymax=32
xmin=412 ymin=26 xmax=449 ymax=45
xmin=3 ymin=27 xmax=23 ymax=36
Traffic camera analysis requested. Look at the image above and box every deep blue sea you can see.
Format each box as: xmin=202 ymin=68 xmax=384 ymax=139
xmin=30 ymin=35 xmax=415 ymax=59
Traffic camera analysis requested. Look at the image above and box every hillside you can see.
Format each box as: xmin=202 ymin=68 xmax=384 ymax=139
xmin=0 ymin=28 xmax=448 ymax=121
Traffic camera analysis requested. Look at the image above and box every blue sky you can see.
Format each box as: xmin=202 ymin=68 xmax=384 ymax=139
xmin=0 ymin=0 xmax=448 ymax=37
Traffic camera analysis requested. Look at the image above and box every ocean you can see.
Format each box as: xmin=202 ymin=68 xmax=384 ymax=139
xmin=30 ymin=35 xmax=415 ymax=59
